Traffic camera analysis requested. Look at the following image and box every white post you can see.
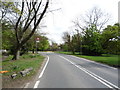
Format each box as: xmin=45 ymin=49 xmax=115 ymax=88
xmin=118 ymin=1 xmax=120 ymax=23
xmin=36 ymin=38 xmax=40 ymax=54
xmin=36 ymin=41 xmax=37 ymax=54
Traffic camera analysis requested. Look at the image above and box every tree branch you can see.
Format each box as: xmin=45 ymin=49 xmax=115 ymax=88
xmin=15 ymin=1 xmax=24 ymax=43
xmin=21 ymin=0 xmax=49 ymax=46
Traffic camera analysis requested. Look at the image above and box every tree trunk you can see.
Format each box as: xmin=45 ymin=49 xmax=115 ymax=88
xmin=12 ymin=45 xmax=21 ymax=60
xmin=32 ymin=49 xmax=35 ymax=54
xmin=79 ymin=47 xmax=81 ymax=55
xmin=72 ymin=51 xmax=75 ymax=54
xmin=72 ymin=49 xmax=75 ymax=55
xmin=12 ymin=50 xmax=20 ymax=60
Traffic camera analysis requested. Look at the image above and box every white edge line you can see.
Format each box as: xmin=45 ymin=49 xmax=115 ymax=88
xmin=24 ymin=83 xmax=30 ymax=88
xmin=24 ymin=56 xmax=49 ymax=89
xmin=33 ymin=56 xmax=49 ymax=88
xmin=70 ymin=55 xmax=117 ymax=70
xmin=34 ymin=80 xmax=40 ymax=88
xmin=76 ymin=65 xmax=114 ymax=89
xmin=77 ymin=66 xmax=113 ymax=88
xmin=39 ymin=56 xmax=49 ymax=78
xmin=59 ymin=55 xmax=119 ymax=89
xmin=84 ymin=68 xmax=119 ymax=89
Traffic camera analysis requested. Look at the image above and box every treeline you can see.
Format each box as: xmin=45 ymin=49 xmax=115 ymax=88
xmin=0 ymin=1 xmax=50 ymax=60
xmin=2 ymin=20 xmax=61 ymax=55
xmin=60 ymin=7 xmax=120 ymax=56
xmin=60 ymin=23 xmax=120 ymax=55
xmin=2 ymin=20 xmax=50 ymax=55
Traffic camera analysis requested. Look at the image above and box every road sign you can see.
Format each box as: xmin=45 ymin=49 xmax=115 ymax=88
xmin=36 ymin=41 xmax=39 ymax=43
xmin=36 ymin=37 xmax=40 ymax=41
xmin=36 ymin=37 xmax=40 ymax=42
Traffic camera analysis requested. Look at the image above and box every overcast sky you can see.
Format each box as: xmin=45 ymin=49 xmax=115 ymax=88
xmin=41 ymin=0 xmax=120 ymax=44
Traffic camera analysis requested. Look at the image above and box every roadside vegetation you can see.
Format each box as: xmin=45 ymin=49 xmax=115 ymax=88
xmin=56 ymin=51 xmax=119 ymax=67
xmin=0 ymin=2 xmax=50 ymax=88
xmin=60 ymin=7 xmax=119 ymax=56
xmin=58 ymin=7 xmax=120 ymax=68
xmin=1 ymin=1 xmax=119 ymax=88
xmin=2 ymin=54 xmax=45 ymax=88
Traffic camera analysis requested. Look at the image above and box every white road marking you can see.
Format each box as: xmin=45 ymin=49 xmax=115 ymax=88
xmin=33 ymin=56 xmax=49 ymax=88
xmin=34 ymin=80 xmax=40 ymax=88
xmin=24 ymin=83 xmax=30 ymax=88
xmin=59 ymin=55 xmax=119 ymax=89
xmin=39 ymin=56 xmax=49 ymax=78
xmin=76 ymin=65 xmax=116 ymax=89
xmin=70 ymin=55 xmax=117 ymax=70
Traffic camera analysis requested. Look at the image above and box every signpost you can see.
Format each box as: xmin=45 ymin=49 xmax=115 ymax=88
xmin=118 ymin=1 xmax=120 ymax=23
xmin=36 ymin=37 xmax=40 ymax=53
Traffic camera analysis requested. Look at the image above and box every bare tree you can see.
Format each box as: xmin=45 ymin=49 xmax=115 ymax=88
xmin=13 ymin=0 xmax=49 ymax=60
xmin=0 ymin=2 xmax=21 ymax=23
xmin=73 ymin=7 xmax=110 ymax=33
xmin=62 ymin=31 xmax=75 ymax=54
xmin=72 ymin=7 xmax=110 ymax=55
xmin=74 ymin=29 xmax=82 ymax=54
xmin=1 ymin=0 xmax=49 ymax=60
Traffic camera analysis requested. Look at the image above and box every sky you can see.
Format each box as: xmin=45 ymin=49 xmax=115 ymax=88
xmin=40 ymin=0 xmax=120 ymax=44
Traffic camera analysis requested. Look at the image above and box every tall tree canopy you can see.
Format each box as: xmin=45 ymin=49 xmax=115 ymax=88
xmin=1 ymin=0 xmax=49 ymax=60
xmin=101 ymin=23 xmax=120 ymax=54
xmin=72 ymin=7 xmax=110 ymax=55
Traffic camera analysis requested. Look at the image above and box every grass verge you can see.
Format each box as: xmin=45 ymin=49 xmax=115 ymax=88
xmin=2 ymin=54 xmax=45 ymax=88
xmin=56 ymin=51 xmax=119 ymax=67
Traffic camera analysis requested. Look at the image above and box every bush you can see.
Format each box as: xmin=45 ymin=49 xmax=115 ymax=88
xmin=82 ymin=46 xmax=102 ymax=56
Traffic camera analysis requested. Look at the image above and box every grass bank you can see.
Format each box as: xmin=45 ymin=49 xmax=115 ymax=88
xmin=2 ymin=54 xmax=45 ymax=88
xmin=56 ymin=51 xmax=119 ymax=67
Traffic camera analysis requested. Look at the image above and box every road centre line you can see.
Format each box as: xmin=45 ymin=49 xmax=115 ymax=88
xmin=70 ymin=55 xmax=117 ymax=70
xmin=59 ymin=55 xmax=119 ymax=89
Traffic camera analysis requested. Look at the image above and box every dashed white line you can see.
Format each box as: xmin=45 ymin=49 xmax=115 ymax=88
xmin=34 ymin=80 xmax=40 ymax=88
xmin=24 ymin=83 xmax=30 ymax=88
xmin=59 ymin=55 xmax=119 ymax=89
xmin=39 ymin=56 xmax=49 ymax=78
xmin=33 ymin=56 xmax=49 ymax=88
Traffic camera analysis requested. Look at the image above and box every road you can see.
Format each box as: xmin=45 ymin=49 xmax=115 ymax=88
xmin=26 ymin=52 xmax=119 ymax=89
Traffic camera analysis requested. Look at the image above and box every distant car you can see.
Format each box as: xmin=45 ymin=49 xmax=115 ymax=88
xmin=0 ymin=50 xmax=8 ymax=56
xmin=0 ymin=50 xmax=7 ymax=53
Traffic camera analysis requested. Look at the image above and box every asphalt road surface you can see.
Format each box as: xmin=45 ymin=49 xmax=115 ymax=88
xmin=26 ymin=52 xmax=119 ymax=89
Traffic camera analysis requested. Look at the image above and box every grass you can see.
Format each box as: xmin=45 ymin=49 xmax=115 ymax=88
xmin=2 ymin=53 xmax=45 ymax=88
xmin=56 ymin=51 xmax=119 ymax=67
xmin=75 ymin=54 xmax=119 ymax=66
xmin=56 ymin=51 xmax=73 ymax=55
